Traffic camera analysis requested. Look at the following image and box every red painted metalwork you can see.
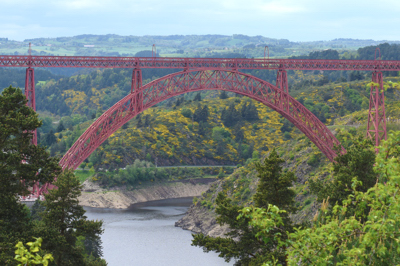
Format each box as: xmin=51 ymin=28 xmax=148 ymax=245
xmin=2 ymin=55 xmax=400 ymax=71
xmin=375 ymin=47 xmax=381 ymax=60
xmin=367 ymin=71 xmax=387 ymax=146
xmin=131 ymin=68 xmax=143 ymax=114
xmin=4 ymin=53 xmax=395 ymax=195
xmin=59 ymin=69 xmax=342 ymax=171
xmin=152 ymin=44 xmax=157 ymax=58
xmin=25 ymin=67 xmax=37 ymax=146
xmin=24 ymin=66 xmax=41 ymax=197
xmin=276 ymin=69 xmax=288 ymax=94
xmin=264 ymin=46 xmax=269 ymax=60
xmin=276 ymin=69 xmax=289 ymax=113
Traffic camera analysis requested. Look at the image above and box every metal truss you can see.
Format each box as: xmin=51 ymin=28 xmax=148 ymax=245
xmin=25 ymin=67 xmax=37 ymax=145
xmin=59 ymin=69 xmax=342 ymax=172
xmin=367 ymin=71 xmax=387 ymax=146
xmin=8 ymin=53 xmax=392 ymax=196
xmin=1 ymin=55 xmax=400 ymax=71
xmin=24 ymin=67 xmax=40 ymax=196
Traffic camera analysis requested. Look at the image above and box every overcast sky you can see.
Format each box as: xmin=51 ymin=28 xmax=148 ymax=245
xmin=1 ymin=0 xmax=399 ymax=42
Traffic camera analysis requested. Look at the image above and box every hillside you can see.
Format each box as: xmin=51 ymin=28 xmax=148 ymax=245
xmin=35 ymin=65 xmax=399 ymax=168
xmin=176 ymin=97 xmax=400 ymax=235
xmin=2 ymin=34 xmax=400 ymax=59
xmin=1 ymin=43 xmax=399 ymax=220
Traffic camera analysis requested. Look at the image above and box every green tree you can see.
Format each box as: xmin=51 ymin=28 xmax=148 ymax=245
xmin=56 ymin=122 xmax=65 ymax=133
xmin=240 ymin=102 xmax=259 ymax=121
xmin=193 ymin=92 xmax=201 ymax=101
xmin=0 ymin=86 xmax=61 ymax=264
xmin=309 ymin=135 xmax=376 ymax=215
xmin=36 ymin=170 xmax=105 ymax=266
xmin=233 ymin=124 xmax=245 ymax=142
xmin=14 ymin=237 xmax=53 ymax=266
xmin=240 ymin=132 xmax=400 ymax=265
xmin=288 ymin=131 xmax=400 ymax=265
xmin=180 ymin=107 xmax=192 ymax=118
xmin=221 ymin=103 xmax=241 ymax=127
xmin=193 ymin=105 xmax=209 ymax=123
xmin=192 ymin=149 xmax=296 ymax=265
xmin=45 ymin=130 xmax=57 ymax=146
xmin=219 ymin=90 xmax=228 ymax=99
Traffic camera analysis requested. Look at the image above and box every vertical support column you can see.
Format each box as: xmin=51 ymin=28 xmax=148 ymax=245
xmin=367 ymin=71 xmax=387 ymax=147
xmin=25 ymin=67 xmax=40 ymax=197
xmin=131 ymin=68 xmax=143 ymax=114
xmin=276 ymin=69 xmax=288 ymax=93
xmin=25 ymin=67 xmax=37 ymax=145
xmin=276 ymin=69 xmax=289 ymax=111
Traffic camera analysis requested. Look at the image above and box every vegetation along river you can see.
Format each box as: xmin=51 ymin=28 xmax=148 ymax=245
xmin=84 ymin=197 xmax=233 ymax=266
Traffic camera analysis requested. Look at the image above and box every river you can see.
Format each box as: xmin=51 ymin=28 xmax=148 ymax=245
xmin=84 ymin=197 xmax=233 ymax=266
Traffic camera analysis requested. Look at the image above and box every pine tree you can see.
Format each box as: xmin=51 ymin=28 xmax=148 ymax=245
xmin=0 ymin=86 xmax=60 ymax=263
xmin=221 ymin=103 xmax=241 ymax=127
xmin=136 ymin=114 xmax=143 ymax=128
xmin=193 ymin=105 xmax=208 ymax=123
xmin=309 ymin=136 xmax=376 ymax=216
xmin=192 ymin=149 xmax=297 ymax=265
xmin=45 ymin=130 xmax=57 ymax=146
xmin=233 ymin=124 xmax=245 ymax=142
xmin=219 ymin=90 xmax=228 ymax=99
xmin=200 ymin=105 xmax=209 ymax=122
xmin=56 ymin=121 xmax=65 ymax=132
xmin=241 ymin=102 xmax=259 ymax=121
xmin=193 ymin=92 xmax=201 ymax=101
xmin=38 ymin=170 xmax=105 ymax=266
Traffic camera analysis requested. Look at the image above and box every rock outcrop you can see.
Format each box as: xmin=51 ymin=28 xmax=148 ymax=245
xmin=78 ymin=178 xmax=215 ymax=209
xmin=175 ymin=205 xmax=230 ymax=237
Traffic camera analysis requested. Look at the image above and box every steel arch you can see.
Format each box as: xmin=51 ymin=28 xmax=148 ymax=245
xmin=59 ymin=69 xmax=342 ymax=171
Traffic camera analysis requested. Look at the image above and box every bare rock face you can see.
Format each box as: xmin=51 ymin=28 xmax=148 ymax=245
xmin=78 ymin=179 xmax=215 ymax=209
xmin=175 ymin=205 xmax=229 ymax=237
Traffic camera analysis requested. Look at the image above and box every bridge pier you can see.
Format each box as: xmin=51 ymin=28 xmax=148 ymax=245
xmin=25 ymin=67 xmax=37 ymax=145
xmin=276 ymin=69 xmax=288 ymax=94
xmin=24 ymin=67 xmax=41 ymax=197
xmin=276 ymin=69 xmax=290 ymax=112
xmin=131 ymin=68 xmax=143 ymax=114
xmin=367 ymin=71 xmax=387 ymax=146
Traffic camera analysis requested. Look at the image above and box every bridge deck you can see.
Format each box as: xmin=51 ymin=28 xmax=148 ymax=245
xmin=1 ymin=55 xmax=400 ymax=71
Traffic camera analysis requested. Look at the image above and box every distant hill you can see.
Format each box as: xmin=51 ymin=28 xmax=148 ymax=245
xmin=1 ymin=34 xmax=399 ymax=60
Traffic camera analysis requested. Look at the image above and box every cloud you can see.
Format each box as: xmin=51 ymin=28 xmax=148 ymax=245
xmin=221 ymin=0 xmax=306 ymax=13
xmin=0 ymin=0 xmax=400 ymax=41
xmin=54 ymin=0 xmax=111 ymax=10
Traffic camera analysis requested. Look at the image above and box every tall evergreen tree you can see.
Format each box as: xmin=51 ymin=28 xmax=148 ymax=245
xmin=221 ymin=103 xmax=241 ymax=127
xmin=37 ymin=170 xmax=105 ymax=266
xmin=240 ymin=102 xmax=259 ymax=121
xmin=0 ymin=86 xmax=61 ymax=263
xmin=56 ymin=121 xmax=65 ymax=132
xmin=45 ymin=130 xmax=57 ymax=146
xmin=193 ymin=105 xmax=209 ymax=123
xmin=193 ymin=92 xmax=202 ymax=101
xmin=192 ymin=149 xmax=296 ymax=265
xmin=309 ymin=136 xmax=377 ymax=216
xmin=219 ymin=90 xmax=228 ymax=99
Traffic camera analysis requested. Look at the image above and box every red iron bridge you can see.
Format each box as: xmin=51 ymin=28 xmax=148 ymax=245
xmin=0 ymin=54 xmax=393 ymax=195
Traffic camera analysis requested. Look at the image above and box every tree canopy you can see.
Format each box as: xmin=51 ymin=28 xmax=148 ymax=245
xmin=192 ymin=149 xmax=296 ymax=265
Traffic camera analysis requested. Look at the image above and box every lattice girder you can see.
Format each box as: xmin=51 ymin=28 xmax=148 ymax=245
xmin=367 ymin=71 xmax=387 ymax=146
xmin=59 ymin=69 xmax=342 ymax=171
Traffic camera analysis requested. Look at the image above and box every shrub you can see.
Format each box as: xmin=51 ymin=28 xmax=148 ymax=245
xmin=181 ymin=108 xmax=192 ymax=118
xmin=307 ymin=154 xmax=320 ymax=166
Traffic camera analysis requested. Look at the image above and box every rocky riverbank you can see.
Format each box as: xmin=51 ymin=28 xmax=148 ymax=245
xmin=78 ymin=178 xmax=216 ymax=209
xmin=175 ymin=149 xmax=322 ymax=238
xmin=174 ymin=205 xmax=230 ymax=237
